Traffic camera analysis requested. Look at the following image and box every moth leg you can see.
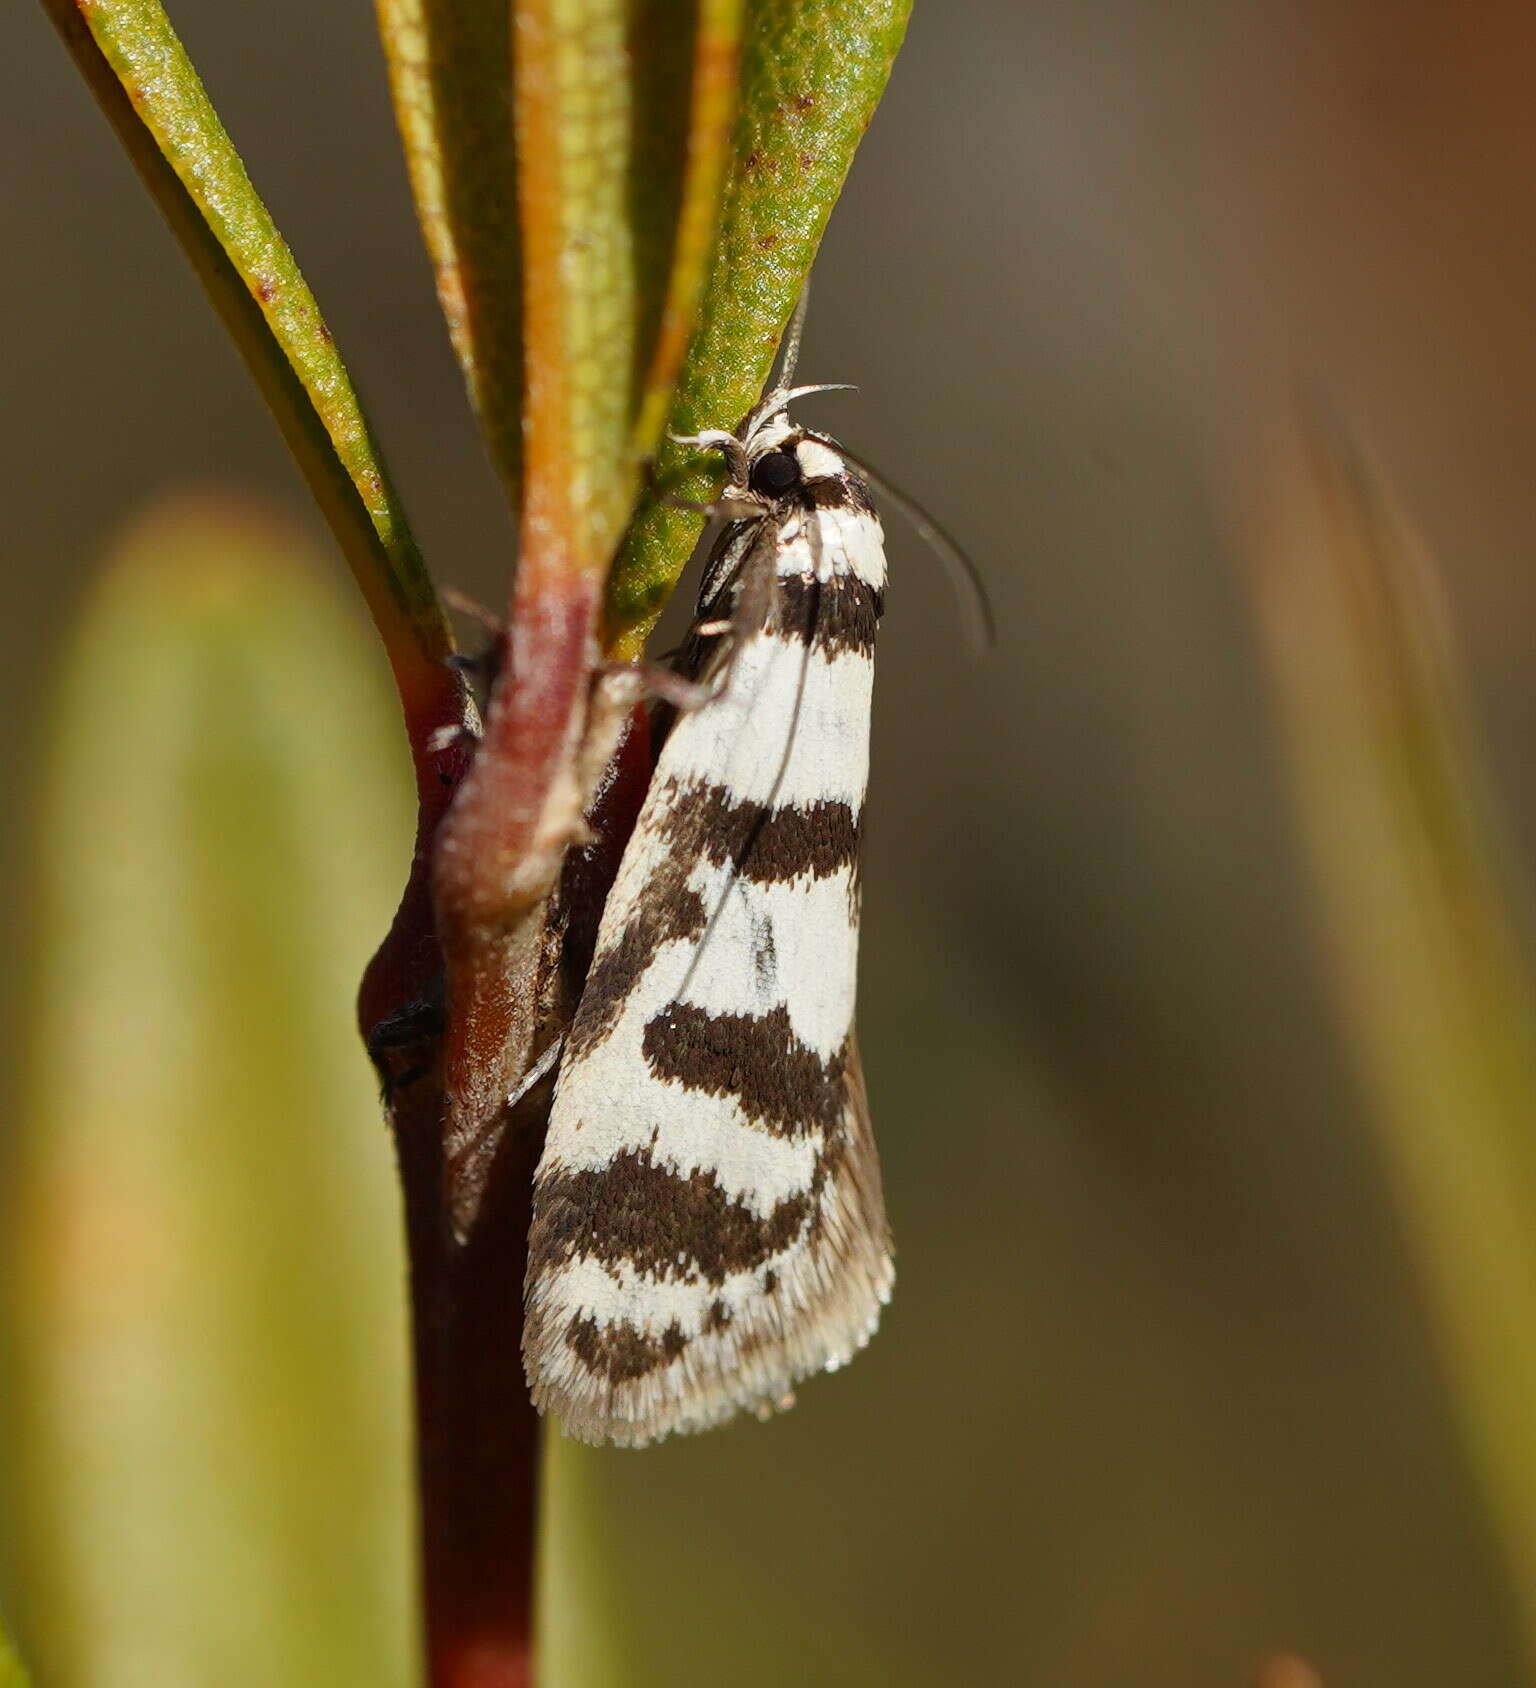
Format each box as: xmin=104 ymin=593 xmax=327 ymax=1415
xmin=435 ymin=586 xmax=505 ymax=739
xmin=670 ymin=427 xmax=749 ymax=489
xmin=681 ymin=519 xmax=781 ymax=709
xmin=659 ymin=491 xmax=717 ymax=517
xmin=643 ymin=452 xmax=723 ymax=517
xmin=425 ymin=716 xmax=482 ymax=753
xmin=594 ymin=659 xmax=716 ymax=713
xmin=426 ymin=650 xmax=489 ymax=751
xmin=596 ymin=520 xmax=782 ymax=715
xmin=592 ymin=653 xmax=743 ymax=715
xmin=506 ymin=1034 xmax=566 ymax=1110
xmin=440 ymin=584 xmax=504 ymax=635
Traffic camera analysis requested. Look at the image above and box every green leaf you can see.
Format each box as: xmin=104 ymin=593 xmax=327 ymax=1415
xmin=513 ymin=0 xmax=656 ymax=587
xmin=605 ymin=0 xmax=914 ymax=658
xmin=376 ymin=1 xmax=747 ymax=560
xmin=1253 ymin=424 xmax=1536 ymax=1676
xmin=627 ymin=0 xmax=746 ymax=458
xmin=376 ymin=0 xmax=524 ymax=502
xmin=41 ymin=0 xmax=456 ymax=717
xmin=2 ymin=495 xmax=415 ymax=1685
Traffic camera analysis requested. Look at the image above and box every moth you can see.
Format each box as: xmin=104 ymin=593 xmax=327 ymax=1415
xmin=523 ymin=318 xmax=946 ymax=1448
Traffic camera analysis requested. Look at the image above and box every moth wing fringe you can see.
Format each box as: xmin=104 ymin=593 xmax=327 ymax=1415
xmin=524 ymin=1050 xmax=892 ymax=1448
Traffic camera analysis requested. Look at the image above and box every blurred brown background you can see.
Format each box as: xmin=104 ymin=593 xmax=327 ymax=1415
xmin=8 ymin=3 xmax=1536 ymax=1683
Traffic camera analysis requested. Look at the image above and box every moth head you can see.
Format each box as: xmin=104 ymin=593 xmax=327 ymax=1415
xmin=673 ymin=383 xmax=858 ymax=507
xmin=691 ymin=412 xmax=846 ymax=514
xmin=673 ymin=361 xmax=996 ymax=648
xmin=732 ymin=415 xmax=835 ymax=503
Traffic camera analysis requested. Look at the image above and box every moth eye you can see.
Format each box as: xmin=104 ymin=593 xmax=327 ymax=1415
xmin=749 ymin=450 xmax=801 ymax=497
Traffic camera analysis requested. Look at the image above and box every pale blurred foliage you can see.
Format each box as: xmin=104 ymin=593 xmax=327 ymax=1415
xmin=1 ymin=498 xmax=418 ymax=1683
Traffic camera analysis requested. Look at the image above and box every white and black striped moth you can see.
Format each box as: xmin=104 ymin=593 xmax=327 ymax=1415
xmin=523 ymin=337 xmax=900 ymax=1448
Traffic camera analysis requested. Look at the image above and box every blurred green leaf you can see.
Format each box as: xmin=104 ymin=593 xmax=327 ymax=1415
xmin=0 ymin=1628 xmax=30 ymax=1688
xmin=1252 ymin=423 xmax=1536 ymax=1674
xmin=606 ymin=0 xmax=913 ymax=657
xmin=536 ymin=1438 xmax=625 ymax=1688
xmin=538 ymin=1433 xmax=923 ymax=1688
xmin=2 ymin=493 xmax=415 ymax=1685
xmin=40 ymin=1 xmax=455 ymax=708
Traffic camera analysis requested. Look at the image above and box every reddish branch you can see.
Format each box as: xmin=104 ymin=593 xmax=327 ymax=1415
xmin=363 ymin=665 xmax=650 ymax=1688
xmin=361 ymin=183 xmax=650 ymax=1688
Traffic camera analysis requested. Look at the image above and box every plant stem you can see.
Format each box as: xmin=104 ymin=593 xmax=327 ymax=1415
xmin=374 ymin=710 xmax=653 ymax=1688
xmin=396 ymin=1090 xmax=545 ymax=1688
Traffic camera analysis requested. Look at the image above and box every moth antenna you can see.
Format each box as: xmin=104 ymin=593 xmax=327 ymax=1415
xmin=740 ymin=287 xmax=849 ymax=435
xmin=777 ymin=283 xmax=812 ymax=389
xmin=748 ymin=383 xmax=859 ymax=433
xmin=806 ymin=432 xmax=997 ymax=653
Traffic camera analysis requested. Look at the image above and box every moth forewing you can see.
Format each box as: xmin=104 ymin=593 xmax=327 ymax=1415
xmin=524 ymin=402 xmax=893 ymax=1448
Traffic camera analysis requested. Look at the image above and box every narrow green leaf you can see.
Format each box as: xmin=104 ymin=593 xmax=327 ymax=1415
xmin=376 ymin=1 xmax=738 ymax=541
xmin=375 ymin=0 xmax=524 ymax=502
xmin=605 ymin=0 xmax=913 ymax=657
xmin=630 ymin=0 xmax=747 ymax=457
xmin=41 ymin=0 xmax=455 ymax=715
xmin=1252 ymin=425 xmax=1536 ymax=1675
xmin=515 ymin=0 xmax=650 ymax=586
xmin=3 ymin=494 xmax=415 ymax=1685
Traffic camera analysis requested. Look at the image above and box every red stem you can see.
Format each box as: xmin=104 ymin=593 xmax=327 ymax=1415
xmin=430 ymin=583 xmax=601 ymax=1216
xmin=366 ymin=664 xmax=652 ymax=1688
xmin=397 ymin=1090 xmax=544 ymax=1688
